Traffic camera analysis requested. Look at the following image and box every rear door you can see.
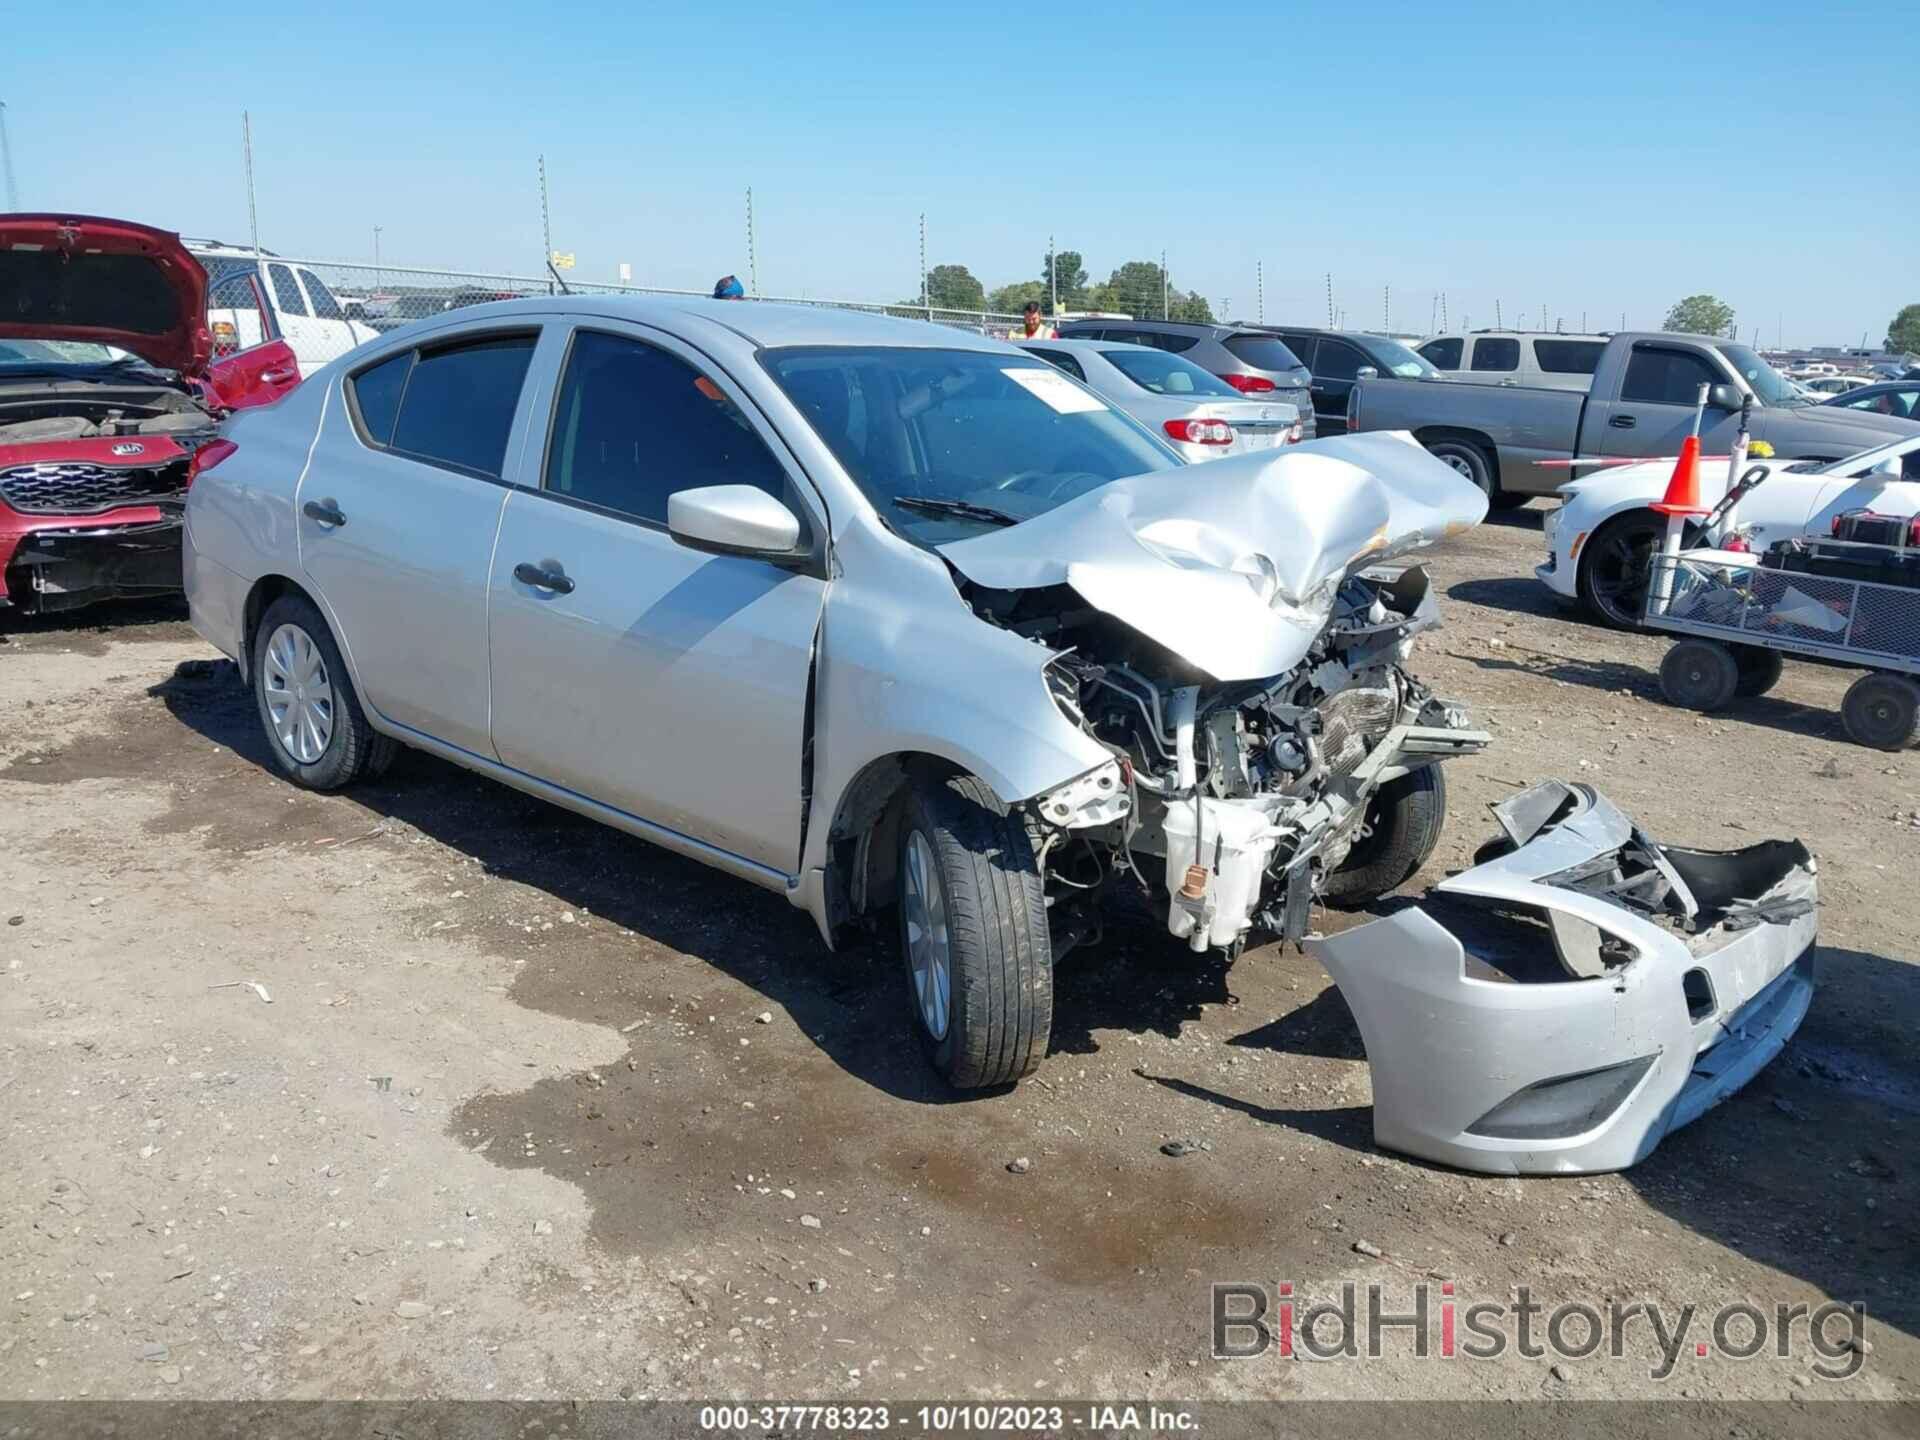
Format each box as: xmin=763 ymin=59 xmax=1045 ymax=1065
xmin=201 ymin=257 xmax=273 ymax=358
xmin=296 ymin=268 xmax=375 ymax=366
xmin=297 ymin=326 xmax=544 ymax=757
xmin=486 ymin=321 xmax=829 ymax=873
xmin=1305 ymin=336 xmax=1369 ymax=434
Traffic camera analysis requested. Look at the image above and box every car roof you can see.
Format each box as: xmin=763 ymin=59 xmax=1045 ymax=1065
xmin=1058 ymin=318 xmax=1224 ymax=335
xmin=414 ymin=295 xmax=1018 ymax=353
xmin=1016 ymin=337 xmax=1156 ymax=353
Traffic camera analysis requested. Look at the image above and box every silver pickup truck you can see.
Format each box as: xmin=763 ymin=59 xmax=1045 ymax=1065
xmin=1347 ymin=331 xmax=1920 ymax=507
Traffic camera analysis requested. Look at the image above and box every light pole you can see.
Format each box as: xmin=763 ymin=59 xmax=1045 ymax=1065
xmin=0 ymin=100 xmax=18 ymax=210
xmin=372 ymin=226 xmax=383 ymax=288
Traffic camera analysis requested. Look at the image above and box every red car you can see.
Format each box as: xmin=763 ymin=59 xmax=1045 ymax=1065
xmin=0 ymin=214 xmax=301 ymax=615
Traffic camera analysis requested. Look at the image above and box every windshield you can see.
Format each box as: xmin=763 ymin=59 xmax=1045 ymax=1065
xmin=763 ymin=346 xmax=1180 ymax=541
xmin=1099 ymin=348 xmax=1241 ymax=399
xmin=1366 ymin=337 xmax=1442 ymax=379
xmin=0 ymin=339 xmax=149 ymax=375
xmin=1716 ymin=344 xmax=1801 ymax=406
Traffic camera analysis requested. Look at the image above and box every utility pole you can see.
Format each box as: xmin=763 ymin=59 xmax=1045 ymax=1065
xmin=1384 ymin=284 xmax=1391 ymax=332
xmin=746 ymin=187 xmax=757 ymax=297
xmin=243 ymin=111 xmax=260 ymax=255
xmin=1440 ymin=292 xmax=1448 ymax=330
xmin=372 ymin=226 xmax=383 ymax=287
xmin=1048 ymin=234 xmax=1057 ymax=316
xmin=1495 ymin=299 xmax=1504 ymax=328
xmin=1325 ymin=273 xmax=1334 ymax=328
xmin=538 ymin=155 xmax=553 ymax=283
xmin=1256 ymin=260 xmax=1264 ymax=323
xmin=0 ymin=101 xmax=18 ymax=210
xmin=919 ymin=212 xmax=928 ymax=318
xmin=1161 ymin=249 xmax=1169 ymax=320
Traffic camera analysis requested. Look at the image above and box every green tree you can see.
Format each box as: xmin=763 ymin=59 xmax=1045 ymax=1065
xmin=1662 ymin=294 xmax=1736 ymax=337
xmin=1040 ymin=249 xmax=1088 ymax=313
xmin=923 ymin=263 xmax=985 ymax=311
xmin=1886 ymin=303 xmax=1920 ymax=356
xmin=988 ymin=280 xmax=1045 ymax=315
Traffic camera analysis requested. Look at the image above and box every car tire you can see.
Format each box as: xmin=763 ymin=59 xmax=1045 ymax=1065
xmin=1841 ymin=672 xmax=1920 ymax=751
xmin=1576 ymin=509 xmax=1669 ymax=630
xmin=1659 ymin=639 xmax=1740 ymax=713
xmin=896 ymin=772 xmax=1053 ymax=1090
xmin=253 ymin=594 xmax=397 ymax=791
xmin=1732 ymin=645 xmax=1784 ymax=699
xmin=1426 ymin=438 xmax=1498 ymax=500
xmin=1320 ymin=765 xmax=1448 ymax=908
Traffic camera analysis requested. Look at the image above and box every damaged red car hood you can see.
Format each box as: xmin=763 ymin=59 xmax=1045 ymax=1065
xmin=0 ymin=214 xmax=213 ymax=376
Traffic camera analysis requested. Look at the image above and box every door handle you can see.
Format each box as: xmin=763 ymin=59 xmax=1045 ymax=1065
xmin=513 ymin=561 xmax=575 ymax=595
xmin=302 ymin=498 xmax=346 ymax=526
xmin=260 ymin=367 xmax=297 ymax=385
xmin=1608 ymin=414 xmax=1637 ymax=430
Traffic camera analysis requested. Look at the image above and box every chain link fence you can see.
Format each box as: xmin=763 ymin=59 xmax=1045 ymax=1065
xmin=192 ymin=248 xmax=1027 ymax=374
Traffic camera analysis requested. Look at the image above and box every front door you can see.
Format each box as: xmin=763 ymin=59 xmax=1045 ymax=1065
xmin=1309 ymin=336 xmax=1368 ymax=435
xmin=297 ymin=327 xmax=544 ymax=757
xmin=486 ymin=323 xmax=829 ymax=873
xmin=1592 ymin=342 xmax=1744 ymax=472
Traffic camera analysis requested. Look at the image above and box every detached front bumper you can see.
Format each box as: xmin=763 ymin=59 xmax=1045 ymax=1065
xmin=0 ymin=506 xmax=184 ymax=614
xmin=1309 ymin=781 xmax=1817 ymax=1175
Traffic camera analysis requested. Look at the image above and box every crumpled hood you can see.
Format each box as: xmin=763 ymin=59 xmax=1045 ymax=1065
xmin=939 ymin=430 xmax=1487 ymax=681
xmin=0 ymin=214 xmax=213 ymax=375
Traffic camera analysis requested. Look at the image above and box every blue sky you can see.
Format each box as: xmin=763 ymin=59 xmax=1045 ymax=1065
xmin=6 ymin=1 xmax=1914 ymax=345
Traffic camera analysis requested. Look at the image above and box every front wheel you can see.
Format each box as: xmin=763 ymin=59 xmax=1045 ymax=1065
xmin=1577 ymin=509 xmax=1668 ymax=630
xmin=896 ymin=773 xmax=1053 ymax=1089
xmin=1321 ymin=765 xmax=1449 ymax=908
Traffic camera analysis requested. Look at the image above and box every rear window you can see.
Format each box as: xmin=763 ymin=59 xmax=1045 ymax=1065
xmin=1534 ymin=339 xmax=1603 ymax=375
xmin=362 ymin=333 xmax=536 ymax=477
xmin=1025 ymin=347 xmax=1086 ymax=381
xmin=1470 ymin=338 xmax=1520 ymax=372
xmin=1421 ymin=337 xmax=1463 ymax=369
xmin=1223 ymin=334 xmax=1305 ymax=372
xmin=1100 ymin=348 xmax=1238 ymax=398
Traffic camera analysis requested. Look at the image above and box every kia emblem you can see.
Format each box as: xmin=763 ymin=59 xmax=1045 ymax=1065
xmin=111 ymin=442 xmax=146 ymax=456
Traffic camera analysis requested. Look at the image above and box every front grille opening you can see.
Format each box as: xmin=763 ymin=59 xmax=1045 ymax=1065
xmin=1682 ymin=967 xmax=1716 ymax=1023
xmin=1467 ymin=1055 xmax=1657 ymax=1140
xmin=0 ymin=459 xmax=191 ymax=516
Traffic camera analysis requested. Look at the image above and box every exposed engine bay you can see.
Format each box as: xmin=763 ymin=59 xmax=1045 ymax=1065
xmin=989 ymin=564 xmax=1488 ymax=954
xmin=0 ymin=380 xmax=219 ymax=442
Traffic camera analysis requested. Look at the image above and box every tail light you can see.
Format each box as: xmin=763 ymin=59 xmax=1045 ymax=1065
xmin=1219 ymin=373 xmax=1275 ymax=394
xmin=1286 ymin=422 xmax=1304 ymax=444
xmin=187 ymin=439 xmax=239 ymax=482
xmin=1165 ymin=419 xmax=1233 ymax=445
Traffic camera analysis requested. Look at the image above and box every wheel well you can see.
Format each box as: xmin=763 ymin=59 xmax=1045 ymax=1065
xmin=1415 ymin=427 xmax=1500 ymax=486
xmin=239 ymin=574 xmax=314 ymax=679
xmin=821 ymin=752 xmax=966 ymax=929
xmin=1576 ymin=506 xmax=1661 ymax=576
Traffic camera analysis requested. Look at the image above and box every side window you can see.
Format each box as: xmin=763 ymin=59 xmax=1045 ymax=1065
xmin=267 ymin=263 xmax=309 ymax=318
xmin=1279 ymin=335 xmax=1316 ymax=369
xmin=1156 ymin=334 xmax=1199 ymax=353
xmin=1421 ymin=337 xmax=1463 ymax=369
xmin=1620 ymin=347 xmax=1721 ymax=406
xmin=543 ymin=330 xmax=799 ymax=532
xmin=203 ymin=259 xmax=261 ymax=313
xmin=299 ymin=269 xmax=347 ymax=322
xmin=387 ymin=333 xmax=537 ymax=477
xmin=1534 ymin=339 xmax=1604 ymax=374
xmin=1027 ymin=348 xmax=1086 ymax=381
xmin=1314 ymin=340 xmax=1365 ymax=382
xmin=1469 ymin=338 xmax=1520 ymax=372
xmin=347 ymin=350 xmax=415 ymax=446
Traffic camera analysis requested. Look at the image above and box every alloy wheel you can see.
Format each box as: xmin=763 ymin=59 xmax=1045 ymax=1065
xmin=901 ymin=830 xmax=952 ymax=1040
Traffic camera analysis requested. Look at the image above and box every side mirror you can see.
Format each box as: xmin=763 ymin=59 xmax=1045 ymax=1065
xmin=1355 ymin=365 xmax=1379 ymax=381
xmin=1707 ymin=383 xmax=1744 ymax=411
xmin=667 ymin=484 xmax=803 ymax=560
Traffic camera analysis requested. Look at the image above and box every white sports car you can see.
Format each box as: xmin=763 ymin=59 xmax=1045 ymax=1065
xmin=1539 ymin=433 xmax=1920 ymax=628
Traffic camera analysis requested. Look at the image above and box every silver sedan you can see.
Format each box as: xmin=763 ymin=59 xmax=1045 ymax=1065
xmin=184 ymin=297 xmax=1484 ymax=1090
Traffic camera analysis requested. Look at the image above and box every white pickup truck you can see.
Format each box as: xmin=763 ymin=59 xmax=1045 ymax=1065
xmin=189 ymin=241 xmax=376 ymax=375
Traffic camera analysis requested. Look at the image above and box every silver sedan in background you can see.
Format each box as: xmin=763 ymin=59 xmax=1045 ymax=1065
xmin=1016 ymin=338 xmax=1301 ymax=461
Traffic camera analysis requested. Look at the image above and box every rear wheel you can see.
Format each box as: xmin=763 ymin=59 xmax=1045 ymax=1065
xmin=1841 ymin=673 xmax=1920 ymax=751
xmin=1426 ymin=437 xmax=1497 ymax=500
xmin=1577 ymin=509 xmax=1667 ymax=630
xmin=253 ymin=594 xmax=396 ymax=790
xmin=1732 ymin=645 xmax=1784 ymax=699
xmin=896 ymin=773 xmax=1053 ymax=1089
xmin=1321 ymin=765 xmax=1449 ymax=907
xmin=1660 ymin=639 xmax=1740 ymax=712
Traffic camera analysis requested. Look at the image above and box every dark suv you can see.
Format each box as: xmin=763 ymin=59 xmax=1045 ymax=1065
xmin=1053 ymin=320 xmax=1315 ymax=438
xmin=1256 ymin=327 xmax=1443 ymax=436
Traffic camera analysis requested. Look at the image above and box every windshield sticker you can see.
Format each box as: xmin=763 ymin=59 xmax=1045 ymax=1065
xmin=1004 ymin=366 xmax=1106 ymax=415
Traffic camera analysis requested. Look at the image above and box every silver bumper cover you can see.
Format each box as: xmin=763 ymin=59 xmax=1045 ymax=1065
xmin=1308 ymin=782 xmax=1817 ymax=1175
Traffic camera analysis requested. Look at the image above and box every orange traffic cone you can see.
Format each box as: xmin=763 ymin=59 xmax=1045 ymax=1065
xmin=1650 ymin=434 xmax=1708 ymax=517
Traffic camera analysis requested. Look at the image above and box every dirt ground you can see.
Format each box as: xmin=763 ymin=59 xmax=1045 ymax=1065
xmin=1 ymin=507 xmax=1914 ymax=1407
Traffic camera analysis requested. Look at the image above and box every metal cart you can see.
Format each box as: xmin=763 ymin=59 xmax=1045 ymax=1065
xmin=1643 ymin=544 xmax=1920 ymax=750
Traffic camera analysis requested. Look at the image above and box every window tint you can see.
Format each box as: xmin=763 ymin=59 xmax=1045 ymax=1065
xmin=267 ymin=263 xmax=308 ymax=318
xmin=349 ymin=351 xmax=414 ymax=446
xmin=300 ymin=269 xmax=347 ymax=322
xmin=1534 ymin=339 xmax=1604 ymax=375
xmin=1313 ymin=339 xmax=1366 ymax=382
xmin=1620 ymin=346 xmax=1721 ymax=406
xmin=1100 ymin=348 xmax=1239 ymax=398
xmin=1154 ymin=333 xmax=1199 ymax=354
xmin=1277 ymin=335 xmax=1315 ymax=369
xmin=1223 ymin=334 xmax=1306 ymax=372
xmin=388 ymin=334 xmax=535 ymax=476
xmin=1026 ymin=347 xmax=1086 ymax=381
xmin=1421 ymin=337 xmax=1463 ymax=369
xmin=1469 ymin=338 xmax=1520 ymax=372
xmin=545 ymin=330 xmax=795 ymax=528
